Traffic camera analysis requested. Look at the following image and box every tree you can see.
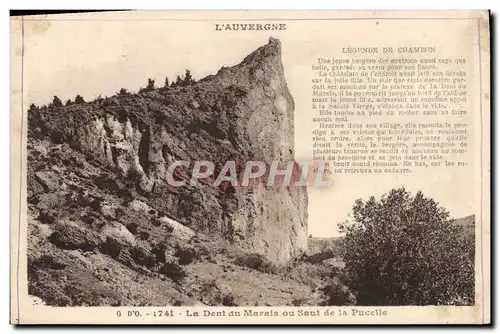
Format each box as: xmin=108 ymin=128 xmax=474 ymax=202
xmin=74 ymin=95 xmax=85 ymax=104
xmin=65 ymin=99 xmax=73 ymax=106
xmin=175 ymin=75 xmax=183 ymax=87
xmin=52 ymin=96 xmax=63 ymax=108
xmin=339 ymin=188 xmax=474 ymax=306
xmin=183 ymin=69 xmax=195 ymax=85
xmin=164 ymin=77 xmax=170 ymax=88
xmin=118 ymin=88 xmax=128 ymax=95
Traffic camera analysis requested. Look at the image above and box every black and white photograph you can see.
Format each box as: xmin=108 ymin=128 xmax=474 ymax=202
xmin=10 ymin=10 xmax=490 ymax=325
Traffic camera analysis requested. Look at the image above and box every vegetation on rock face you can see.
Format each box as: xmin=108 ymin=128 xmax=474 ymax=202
xmin=25 ymin=40 xmax=311 ymax=306
xmin=183 ymin=69 xmax=195 ymax=86
xmin=174 ymin=75 xmax=182 ymax=87
xmin=146 ymin=78 xmax=155 ymax=91
xmin=339 ymin=188 xmax=475 ymax=306
xmin=25 ymin=119 xmax=475 ymax=308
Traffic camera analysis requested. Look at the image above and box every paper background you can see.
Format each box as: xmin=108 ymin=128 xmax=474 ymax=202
xmin=10 ymin=10 xmax=490 ymax=324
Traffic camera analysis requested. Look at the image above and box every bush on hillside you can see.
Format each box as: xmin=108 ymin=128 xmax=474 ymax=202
xmin=74 ymin=95 xmax=85 ymax=104
xmin=52 ymin=96 xmax=63 ymax=108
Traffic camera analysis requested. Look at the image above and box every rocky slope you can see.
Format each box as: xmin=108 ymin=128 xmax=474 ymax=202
xmin=26 ymin=38 xmax=324 ymax=307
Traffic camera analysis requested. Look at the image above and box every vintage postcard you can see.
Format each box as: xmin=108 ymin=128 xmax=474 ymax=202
xmin=10 ymin=10 xmax=490 ymax=324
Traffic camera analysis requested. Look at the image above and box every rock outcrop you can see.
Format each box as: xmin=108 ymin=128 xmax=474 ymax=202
xmin=28 ymin=37 xmax=307 ymax=265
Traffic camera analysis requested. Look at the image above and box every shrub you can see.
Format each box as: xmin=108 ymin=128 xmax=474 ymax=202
xmin=285 ymin=262 xmax=330 ymax=287
xmin=138 ymin=231 xmax=150 ymax=241
xmin=198 ymin=280 xmax=232 ymax=306
xmin=125 ymin=169 xmax=142 ymax=188
xmin=292 ymin=298 xmax=308 ymax=306
xmin=174 ymin=75 xmax=183 ymax=86
xmin=159 ymin=263 xmax=186 ymax=283
xmin=339 ymin=188 xmax=475 ymax=306
xmin=38 ymin=209 xmax=59 ymax=225
xmin=48 ymin=230 xmax=96 ymax=252
xmin=129 ymin=246 xmax=156 ymax=269
xmin=151 ymin=242 xmax=167 ymax=263
xmin=89 ymin=198 xmax=102 ymax=211
xmin=81 ymin=214 xmax=95 ymax=225
xmin=304 ymin=251 xmax=336 ymax=264
xmin=150 ymin=216 xmax=162 ymax=227
xmin=32 ymin=254 xmax=67 ymax=270
xmin=93 ymin=173 xmax=120 ymax=193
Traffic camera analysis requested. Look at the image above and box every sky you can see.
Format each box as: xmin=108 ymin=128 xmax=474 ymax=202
xmin=19 ymin=12 xmax=481 ymax=236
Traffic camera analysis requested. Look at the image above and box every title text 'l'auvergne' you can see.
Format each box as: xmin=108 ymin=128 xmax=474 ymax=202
xmin=215 ymin=23 xmax=287 ymax=31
